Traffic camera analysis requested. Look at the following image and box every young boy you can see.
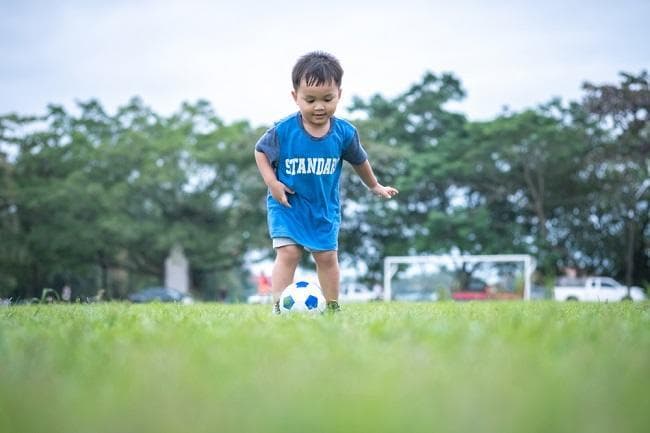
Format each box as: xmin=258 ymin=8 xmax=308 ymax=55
xmin=254 ymin=51 xmax=398 ymax=314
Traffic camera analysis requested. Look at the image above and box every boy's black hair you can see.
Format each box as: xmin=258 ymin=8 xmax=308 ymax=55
xmin=292 ymin=51 xmax=343 ymax=90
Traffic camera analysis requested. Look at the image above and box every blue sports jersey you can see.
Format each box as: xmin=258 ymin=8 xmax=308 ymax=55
xmin=255 ymin=113 xmax=368 ymax=251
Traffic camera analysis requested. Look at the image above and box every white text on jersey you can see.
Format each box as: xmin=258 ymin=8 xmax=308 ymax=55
xmin=284 ymin=157 xmax=339 ymax=175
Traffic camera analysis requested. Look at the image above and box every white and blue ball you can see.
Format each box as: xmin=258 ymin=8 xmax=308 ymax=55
xmin=279 ymin=281 xmax=326 ymax=314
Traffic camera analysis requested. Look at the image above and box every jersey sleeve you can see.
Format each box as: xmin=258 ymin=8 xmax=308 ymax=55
xmin=254 ymin=127 xmax=279 ymax=167
xmin=341 ymin=129 xmax=368 ymax=165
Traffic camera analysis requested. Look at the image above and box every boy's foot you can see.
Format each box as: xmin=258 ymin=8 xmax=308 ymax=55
xmin=272 ymin=301 xmax=280 ymax=315
xmin=326 ymin=300 xmax=341 ymax=314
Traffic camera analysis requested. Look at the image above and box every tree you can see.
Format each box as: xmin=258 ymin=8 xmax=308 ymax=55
xmin=343 ymin=72 xmax=468 ymax=281
xmin=580 ymin=71 xmax=650 ymax=286
xmin=0 ymin=98 xmax=267 ymax=299
xmin=0 ymin=142 xmax=20 ymax=298
xmin=461 ymin=101 xmax=595 ymax=273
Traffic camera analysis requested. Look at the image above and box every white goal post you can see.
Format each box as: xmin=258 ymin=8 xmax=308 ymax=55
xmin=383 ymin=254 xmax=537 ymax=301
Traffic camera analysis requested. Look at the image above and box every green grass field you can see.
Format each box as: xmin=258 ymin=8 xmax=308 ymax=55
xmin=1 ymin=301 xmax=648 ymax=433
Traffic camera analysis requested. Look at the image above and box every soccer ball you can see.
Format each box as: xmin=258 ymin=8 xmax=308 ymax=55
xmin=279 ymin=281 xmax=326 ymax=314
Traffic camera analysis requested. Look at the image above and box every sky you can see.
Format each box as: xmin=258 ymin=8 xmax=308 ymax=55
xmin=1 ymin=0 xmax=648 ymax=127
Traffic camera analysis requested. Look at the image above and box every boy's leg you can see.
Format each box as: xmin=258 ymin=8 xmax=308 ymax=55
xmin=312 ymin=250 xmax=340 ymax=302
xmin=272 ymin=245 xmax=303 ymax=303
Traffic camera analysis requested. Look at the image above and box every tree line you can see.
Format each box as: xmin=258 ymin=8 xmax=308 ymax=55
xmin=0 ymin=71 xmax=648 ymax=301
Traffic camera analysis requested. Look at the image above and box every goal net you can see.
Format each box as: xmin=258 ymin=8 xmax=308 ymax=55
xmin=383 ymin=254 xmax=536 ymax=301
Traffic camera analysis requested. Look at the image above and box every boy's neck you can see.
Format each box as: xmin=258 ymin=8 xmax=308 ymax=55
xmin=300 ymin=116 xmax=331 ymax=138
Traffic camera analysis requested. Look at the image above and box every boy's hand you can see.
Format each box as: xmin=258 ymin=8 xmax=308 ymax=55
xmin=269 ymin=180 xmax=295 ymax=207
xmin=371 ymin=184 xmax=399 ymax=199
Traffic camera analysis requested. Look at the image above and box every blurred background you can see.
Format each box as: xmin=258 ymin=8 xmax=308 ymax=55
xmin=1 ymin=0 xmax=648 ymax=302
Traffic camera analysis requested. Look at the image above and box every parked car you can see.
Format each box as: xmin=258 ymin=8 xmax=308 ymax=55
xmin=451 ymin=278 xmax=490 ymax=301
xmin=451 ymin=278 xmax=521 ymax=301
xmin=128 ymin=287 xmax=194 ymax=304
xmin=553 ymin=277 xmax=646 ymax=302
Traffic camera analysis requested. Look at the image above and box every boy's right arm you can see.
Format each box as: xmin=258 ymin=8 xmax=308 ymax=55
xmin=254 ymin=150 xmax=294 ymax=208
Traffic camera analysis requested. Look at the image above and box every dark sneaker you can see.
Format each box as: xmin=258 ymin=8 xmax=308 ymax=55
xmin=272 ymin=301 xmax=281 ymax=315
xmin=326 ymin=300 xmax=341 ymax=313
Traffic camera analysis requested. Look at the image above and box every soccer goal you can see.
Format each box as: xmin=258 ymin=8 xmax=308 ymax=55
xmin=383 ymin=254 xmax=536 ymax=301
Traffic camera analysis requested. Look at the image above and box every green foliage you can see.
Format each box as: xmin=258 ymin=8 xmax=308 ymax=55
xmin=342 ymin=72 xmax=469 ymax=280
xmin=0 ymin=98 xmax=266 ymax=299
xmin=459 ymin=102 xmax=596 ymax=272
xmin=580 ymin=72 xmax=650 ymax=285
xmin=0 ymin=70 xmax=648 ymax=297
xmin=344 ymin=71 xmax=648 ymax=284
xmin=0 ymin=302 xmax=648 ymax=433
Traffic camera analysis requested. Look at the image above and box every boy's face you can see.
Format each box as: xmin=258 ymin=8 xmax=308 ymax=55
xmin=292 ymin=79 xmax=341 ymax=129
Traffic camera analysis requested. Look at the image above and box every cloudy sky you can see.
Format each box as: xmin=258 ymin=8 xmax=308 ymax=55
xmin=1 ymin=0 xmax=648 ymax=127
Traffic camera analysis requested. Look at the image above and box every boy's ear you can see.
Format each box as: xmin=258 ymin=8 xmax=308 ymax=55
xmin=338 ymin=88 xmax=342 ymax=99
xmin=291 ymin=90 xmax=297 ymax=102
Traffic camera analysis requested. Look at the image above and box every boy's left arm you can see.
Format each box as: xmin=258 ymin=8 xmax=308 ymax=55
xmin=352 ymin=161 xmax=399 ymax=199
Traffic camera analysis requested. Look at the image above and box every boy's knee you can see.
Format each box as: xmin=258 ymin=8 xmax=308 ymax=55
xmin=313 ymin=250 xmax=338 ymax=267
xmin=276 ymin=245 xmax=303 ymax=263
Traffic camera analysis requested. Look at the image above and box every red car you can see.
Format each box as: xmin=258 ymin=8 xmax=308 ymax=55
xmin=451 ymin=279 xmax=490 ymax=301
xmin=451 ymin=278 xmax=521 ymax=301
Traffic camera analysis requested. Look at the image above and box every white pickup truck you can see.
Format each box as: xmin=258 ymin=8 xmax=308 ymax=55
xmin=553 ymin=276 xmax=646 ymax=302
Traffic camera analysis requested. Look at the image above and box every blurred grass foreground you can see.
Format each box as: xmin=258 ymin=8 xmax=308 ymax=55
xmin=1 ymin=302 xmax=649 ymax=433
